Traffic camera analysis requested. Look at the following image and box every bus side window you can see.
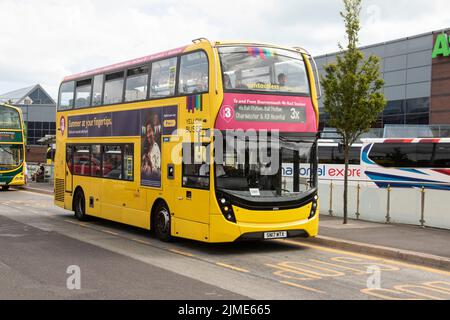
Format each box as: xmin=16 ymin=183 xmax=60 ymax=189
xmin=349 ymin=147 xmax=361 ymax=165
xmin=318 ymin=146 xmax=333 ymax=164
xmin=178 ymin=51 xmax=209 ymax=95
xmin=74 ymin=79 xmax=92 ymax=108
xmin=73 ymin=145 xmax=91 ymax=176
xmin=58 ymin=81 xmax=75 ymax=111
xmin=103 ymin=145 xmax=123 ymax=179
xmin=92 ymin=74 xmax=104 ymax=106
xmin=124 ymin=144 xmax=134 ymax=181
xmin=150 ymin=57 xmax=178 ymax=98
xmin=182 ymin=143 xmax=210 ymax=189
xmin=104 ymin=71 xmax=125 ymax=105
xmin=91 ymin=145 xmax=102 ymax=177
xmin=66 ymin=145 xmax=74 ymax=174
xmin=434 ymin=143 xmax=450 ymax=167
xmin=125 ymin=66 xmax=149 ymax=102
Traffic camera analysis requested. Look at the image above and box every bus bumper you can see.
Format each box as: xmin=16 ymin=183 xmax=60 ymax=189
xmin=209 ymin=205 xmax=319 ymax=243
xmin=0 ymin=171 xmax=25 ymax=186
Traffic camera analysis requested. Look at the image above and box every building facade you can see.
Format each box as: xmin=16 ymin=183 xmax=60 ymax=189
xmin=315 ymin=27 xmax=450 ymax=130
xmin=0 ymin=84 xmax=56 ymax=145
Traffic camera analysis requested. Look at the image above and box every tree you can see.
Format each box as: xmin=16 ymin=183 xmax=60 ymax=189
xmin=321 ymin=0 xmax=386 ymax=224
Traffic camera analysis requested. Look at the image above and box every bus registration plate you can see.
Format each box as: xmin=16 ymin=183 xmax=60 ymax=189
xmin=264 ymin=231 xmax=287 ymax=239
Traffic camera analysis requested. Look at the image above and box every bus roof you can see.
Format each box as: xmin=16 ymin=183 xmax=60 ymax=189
xmin=361 ymin=138 xmax=450 ymax=144
xmin=63 ymin=45 xmax=189 ymax=82
xmin=62 ymin=40 xmax=309 ymax=83
xmin=0 ymin=102 xmax=21 ymax=113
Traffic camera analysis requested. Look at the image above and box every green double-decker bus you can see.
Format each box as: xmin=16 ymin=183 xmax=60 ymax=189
xmin=0 ymin=103 xmax=26 ymax=190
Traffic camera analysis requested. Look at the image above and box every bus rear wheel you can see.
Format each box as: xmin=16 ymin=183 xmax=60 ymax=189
xmin=1 ymin=186 xmax=9 ymax=191
xmin=154 ymin=203 xmax=172 ymax=242
xmin=74 ymin=189 xmax=88 ymax=221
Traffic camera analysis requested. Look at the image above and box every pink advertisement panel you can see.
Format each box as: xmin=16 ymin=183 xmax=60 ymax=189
xmin=215 ymin=93 xmax=317 ymax=132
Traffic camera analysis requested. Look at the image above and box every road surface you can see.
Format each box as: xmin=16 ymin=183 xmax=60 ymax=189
xmin=1 ymin=189 xmax=449 ymax=300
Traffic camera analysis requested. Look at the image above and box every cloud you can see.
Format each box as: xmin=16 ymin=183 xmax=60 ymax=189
xmin=0 ymin=0 xmax=448 ymax=98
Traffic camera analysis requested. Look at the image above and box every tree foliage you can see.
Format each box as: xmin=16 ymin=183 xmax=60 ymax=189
xmin=321 ymin=0 xmax=385 ymax=148
xmin=320 ymin=0 xmax=386 ymax=223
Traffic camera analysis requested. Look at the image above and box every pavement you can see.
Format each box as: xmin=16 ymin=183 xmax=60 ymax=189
xmin=308 ymin=215 xmax=450 ymax=270
xmin=15 ymin=181 xmax=450 ymax=270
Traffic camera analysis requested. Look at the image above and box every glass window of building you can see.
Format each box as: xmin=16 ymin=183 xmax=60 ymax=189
xmin=406 ymin=97 xmax=429 ymax=114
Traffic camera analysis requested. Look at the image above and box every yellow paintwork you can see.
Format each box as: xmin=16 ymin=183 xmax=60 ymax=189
xmin=7 ymin=170 xmax=26 ymax=186
xmin=54 ymin=40 xmax=319 ymax=243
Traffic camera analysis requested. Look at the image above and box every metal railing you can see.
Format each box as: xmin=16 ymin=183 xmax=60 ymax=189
xmin=27 ymin=163 xmax=54 ymax=183
xmin=318 ymin=178 xmax=450 ymax=230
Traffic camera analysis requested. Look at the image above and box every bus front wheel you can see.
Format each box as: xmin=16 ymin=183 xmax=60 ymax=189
xmin=74 ymin=189 xmax=88 ymax=221
xmin=1 ymin=186 xmax=9 ymax=191
xmin=154 ymin=203 xmax=172 ymax=242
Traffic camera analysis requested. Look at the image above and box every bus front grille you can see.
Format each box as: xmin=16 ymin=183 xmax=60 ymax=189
xmin=55 ymin=178 xmax=64 ymax=202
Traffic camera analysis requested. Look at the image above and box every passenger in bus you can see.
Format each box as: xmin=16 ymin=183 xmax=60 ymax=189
xmin=192 ymin=73 xmax=208 ymax=93
xmin=223 ymin=74 xmax=233 ymax=89
xmin=234 ymin=70 xmax=248 ymax=89
xmin=199 ymin=163 xmax=226 ymax=177
xmin=278 ymin=73 xmax=288 ymax=87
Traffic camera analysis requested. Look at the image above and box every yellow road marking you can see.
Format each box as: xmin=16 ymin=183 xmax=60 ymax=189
xmin=277 ymin=239 xmax=450 ymax=277
xmin=393 ymin=284 xmax=449 ymax=300
xmin=216 ymin=262 xmax=249 ymax=273
xmin=131 ymin=238 xmax=152 ymax=245
xmin=101 ymin=229 xmax=120 ymax=236
xmin=360 ymin=288 xmax=422 ymax=300
xmin=280 ymin=281 xmax=326 ymax=294
xmin=330 ymin=256 xmax=400 ymax=271
xmin=266 ymin=263 xmax=321 ymax=281
xmin=278 ymin=261 xmax=345 ymax=278
xmin=423 ymin=281 xmax=450 ymax=293
xmin=170 ymin=249 xmax=195 ymax=257
xmin=64 ymin=219 xmax=87 ymax=227
xmin=308 ymin=259 xmax=367 ymax=275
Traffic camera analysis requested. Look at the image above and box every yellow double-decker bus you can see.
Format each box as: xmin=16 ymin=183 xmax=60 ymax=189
xmin=0 ymin=103 xmax=26 ymax=191
xmin=54 ymin=39 xmax=320 ymax=242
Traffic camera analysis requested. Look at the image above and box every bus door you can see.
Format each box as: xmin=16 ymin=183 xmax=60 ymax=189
xmin=121 ymin=144 xmax=147 ymax=222
xmin=174 ymin=143 xmax=210 ymax=227
xmin=65 ymin=145 xmax=73 ymax=193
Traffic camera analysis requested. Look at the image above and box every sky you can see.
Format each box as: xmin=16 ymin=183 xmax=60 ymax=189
xmin=0 ymin=0 xmax=449 ymax=99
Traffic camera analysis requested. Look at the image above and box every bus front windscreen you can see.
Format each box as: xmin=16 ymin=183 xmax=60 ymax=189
xmin=218 ymin=46 xmax=310 ymax=95
xmin=216 ymin=133 xmax=317 ymax=200
xmin=0 ymin=106 xmax=21 ymax=130
xmin=0 ymin=144 xmax=23 ymax=170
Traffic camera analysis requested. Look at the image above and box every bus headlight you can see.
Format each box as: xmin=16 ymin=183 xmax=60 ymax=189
xmin=216 ymin=193 xmax=236 ymax=223
xmin=309 ymin=195 xmax=319 ymax=219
